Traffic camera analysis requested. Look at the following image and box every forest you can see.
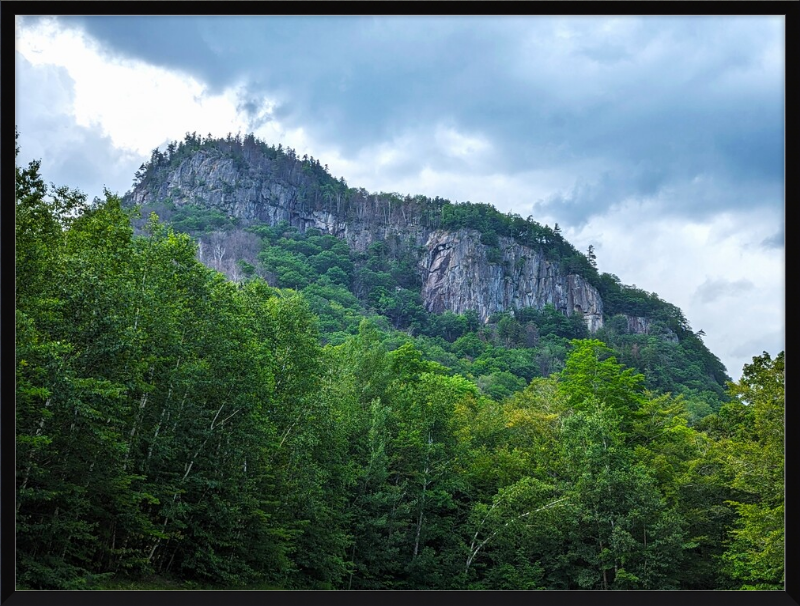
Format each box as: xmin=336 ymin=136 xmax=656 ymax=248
xmin=15 ymin=134 xmax=784 ymax=591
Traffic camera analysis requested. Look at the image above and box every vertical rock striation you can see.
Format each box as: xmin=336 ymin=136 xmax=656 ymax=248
xmin=420 ymin=230 xmax=603 ymax=329
xmin=127 ymin=145 xmax=606 ymax=331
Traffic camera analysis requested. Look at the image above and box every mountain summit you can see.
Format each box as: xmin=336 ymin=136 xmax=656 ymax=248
xmin=124 ymin=132 xmax=729 ymax=396
xmin=126 ymin=133 xmax=629 ymax=330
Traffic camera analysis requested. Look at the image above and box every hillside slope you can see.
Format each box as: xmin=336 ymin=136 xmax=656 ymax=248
xmin=123 ymin=132 xmax=729 ymax=401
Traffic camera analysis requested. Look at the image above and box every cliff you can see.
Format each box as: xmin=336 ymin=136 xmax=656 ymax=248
xmin=128 ymin=146 xmax=431 ymax=251
xmin=422 ymin=230 xmax=603 ymax=328
xmin=623 ymin=315 xmax=679 ymax=343
xmin=125 ymin=137 xmax=605 ymax=330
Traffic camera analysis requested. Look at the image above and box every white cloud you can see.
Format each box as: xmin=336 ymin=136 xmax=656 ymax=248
xmin=434 ymin=125 xmax=492 ymax=160
xmin=15 ymin=50 xmax=143 ymax=198
xmin=694 ymin=277 xmax=755 ymax=304
xmin=566 ymin=200 xmax=783 ymax=380
xmin=16 ymin=17 xmax=272 ymax=159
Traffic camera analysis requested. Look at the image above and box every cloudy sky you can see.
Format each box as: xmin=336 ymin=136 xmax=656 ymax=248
xmin=15 ymin=15 xmax=784 ymax=381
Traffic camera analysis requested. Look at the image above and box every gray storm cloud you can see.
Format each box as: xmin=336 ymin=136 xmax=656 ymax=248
xmin=30 ymin=15 xmax=782 ymax=229
xmin=694 ymin=278 xmax=756 ymax=304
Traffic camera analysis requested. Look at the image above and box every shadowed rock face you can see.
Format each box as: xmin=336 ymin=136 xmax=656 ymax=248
xmin=127 ymin=149 xmax=432 ymax=253
xmin=420 ymin=230 xmax=603 ymax=329
xmin=624 ymin=315 xmax=679 ymax=343
xmin=127 ymin=147 xmax=604 ymax=330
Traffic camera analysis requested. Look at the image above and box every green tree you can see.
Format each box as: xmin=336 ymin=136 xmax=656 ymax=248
xmin=587 ymin=244 xmax=597 ymax=269
xmin=721 ymin=352 xmax=784 ymax=589
xmin=554 ymin=402 xmax=688 ymax=590
xmin=558 ymin=339 xmax=646 ymax=422
xmin=546 ymin=342 xmax=690 ymax=589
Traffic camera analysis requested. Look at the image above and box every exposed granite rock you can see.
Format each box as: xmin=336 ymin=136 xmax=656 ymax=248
xmin=127 ymin=146 xmax=610 ymax=332
xmin=126 ymin=150 xmax=434 ymax=254
xmin=625 ymin=315 xmax=652 ymax=336
xmin=624 ymin=315 xmax=679 ymax=343
xmin=420 ymin=229 xmax=604 ymax=329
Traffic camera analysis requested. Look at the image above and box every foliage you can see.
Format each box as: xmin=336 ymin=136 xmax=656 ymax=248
xmin=15 ymin=136 xmax=776 ymax=591
xmin=720 ymin=352 xmax=785 ymax=590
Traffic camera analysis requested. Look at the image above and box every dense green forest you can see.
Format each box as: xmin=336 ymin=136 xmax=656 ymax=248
xmin=15 ymin=135 xmax=784 ymax=590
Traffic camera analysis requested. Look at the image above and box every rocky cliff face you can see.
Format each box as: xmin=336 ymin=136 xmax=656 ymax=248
xmin=128 ymin=148 xmax=432 ymax=253
xmin=127 ymin=144 xmax=604 ymax=330
xmin=421 ymin=230 xmax=603 ymax=329
xmin=623 ymin=315 xmax=679 ymax=343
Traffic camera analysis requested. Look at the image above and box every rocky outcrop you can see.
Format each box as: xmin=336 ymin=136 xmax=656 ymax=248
xmin=130 ymin=150 xmax=347 ymax=234
xmin=420 ymin=230 xmax=603 ymax=329
xmin=127 ymin=150 xmax=434 ymax=253
xmin=624 ymin=315 xmax=679 ymax=343
xmin=625 ymin=315 xmax=652 ymax=336
xmin=127 ymin=145 xmax=610 ymax=331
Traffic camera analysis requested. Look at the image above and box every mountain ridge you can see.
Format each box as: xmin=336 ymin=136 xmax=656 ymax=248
xmin=123 ymin=132 xmax=678 ymax=337
xmin=122 ymin=132 xmax=730 ymax=401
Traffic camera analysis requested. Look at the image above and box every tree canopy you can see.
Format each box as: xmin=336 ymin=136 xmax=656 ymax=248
xmin=15 ymin=135 xmax=781 ymax=590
